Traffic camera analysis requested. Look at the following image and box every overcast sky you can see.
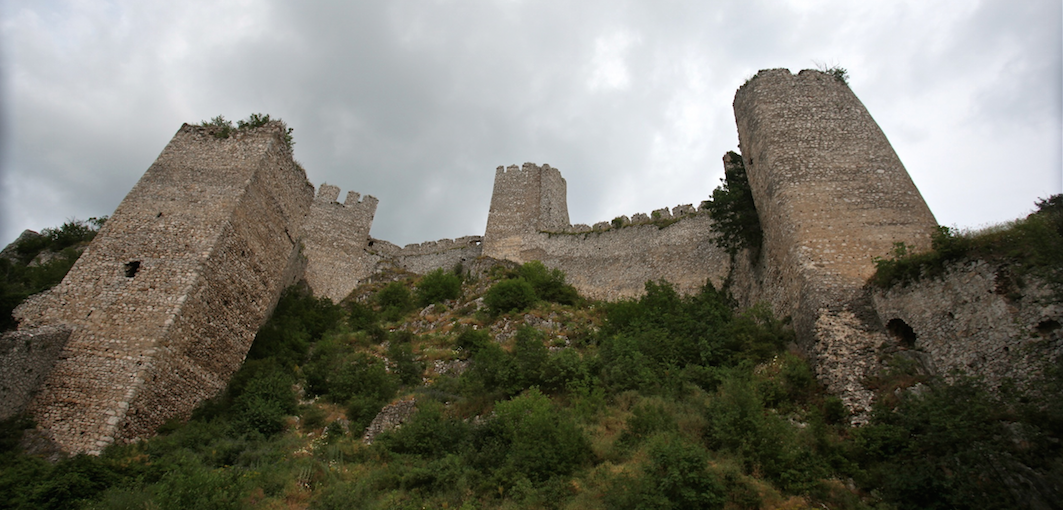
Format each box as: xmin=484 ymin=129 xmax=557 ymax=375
xmin=2 ymin=1 xmax=1060 ymax=247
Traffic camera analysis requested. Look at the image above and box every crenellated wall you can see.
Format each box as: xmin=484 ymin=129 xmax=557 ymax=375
xmin=301 ymin=184 xmax=379 ymax=302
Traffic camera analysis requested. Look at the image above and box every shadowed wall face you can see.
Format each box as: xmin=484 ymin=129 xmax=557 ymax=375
xmin=13 ymin=123 xmax=314 ymax=454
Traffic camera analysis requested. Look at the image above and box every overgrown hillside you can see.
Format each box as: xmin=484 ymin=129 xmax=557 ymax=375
xmin=2 ymin=244 xmax=1061 ymax=508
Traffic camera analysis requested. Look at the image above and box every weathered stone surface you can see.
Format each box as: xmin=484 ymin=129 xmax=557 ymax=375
xmin=362 ymin=398 xmax=417 ymax=445
xmin=872 ymin=260 xmax=1063 ymax=391
xmin=0 ymin=230 xmax=44 ymax=264
xmin=0 ymin=326 xmax=72 ymax=420
xmin=733 ymin=69 xmax=940 ymax=414
xmin=483 ymin=163 xmax=570 ymax=261
xmin=13 ymin=122 xmax=313 ymax=454
xmin=301 ymin=184 xmax=378 ymax=302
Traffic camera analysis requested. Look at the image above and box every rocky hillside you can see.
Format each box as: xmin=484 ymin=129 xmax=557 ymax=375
xmin=1 ymin=249 xmax=1060 ymax=509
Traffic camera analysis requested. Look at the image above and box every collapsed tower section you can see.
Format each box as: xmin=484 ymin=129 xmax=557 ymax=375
xmin=483 ymin=163 xmax=570 ymax=262
xmin=301 ymin=185 xmax=378 ymax=302
xmin=13 ymin=122 xmax=314 ymax=454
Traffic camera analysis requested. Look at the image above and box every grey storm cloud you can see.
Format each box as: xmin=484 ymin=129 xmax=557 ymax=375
xmin=2 ymin=0 xmax=1061 ymax=247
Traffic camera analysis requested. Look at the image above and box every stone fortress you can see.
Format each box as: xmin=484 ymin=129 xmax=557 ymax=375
xmin=2 ymin=68 xmax=1059 ymax=455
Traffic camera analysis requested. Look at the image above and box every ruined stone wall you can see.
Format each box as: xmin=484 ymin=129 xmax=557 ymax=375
xmin=530 ymin=212 xmax=729 ymax=301
xmin=301 ymin=185 xmax=378 ymax=302
xmin=872 ymin=261 xmax=1062 ymax=390
xmin=734 ymin=69 xmax=938 ymax=325
xmin=0 ymin=326 xmax=71 ymax=420
xmin=380 ymin=236 xmax=484 ymax=276
xmin=12 ymin=122 xmax=313 ymax=454
xmin=483 ymin=163 xmax=569 ymax=261
xmin=481 ymin=161 xmax=731 ymax=300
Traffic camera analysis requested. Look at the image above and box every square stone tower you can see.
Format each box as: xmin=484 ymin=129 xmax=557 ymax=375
xmin=13 ymin=122 xmax=314 ymax=454
xmin=482 ymin=162 xmax=570 ymax=262
xmin=300 ymin=184 xmax=378 ymax=302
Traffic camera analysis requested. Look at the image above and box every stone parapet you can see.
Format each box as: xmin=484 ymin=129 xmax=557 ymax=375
xmin=301 ymin=183 xmax=379 ymax=302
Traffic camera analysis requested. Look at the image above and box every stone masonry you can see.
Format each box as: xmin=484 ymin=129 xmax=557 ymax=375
xmin=5 ymin=68 xmax=1053 ymax=452
xmin=12 ymin=122 xmax=314 ymax=454
xmin=301 ymin=184 xmax=379 ymax=302
xmin=733 ymin=69 xmax=940 ymax=418
xmin=483 ymin=163 xmax=570 ymax=262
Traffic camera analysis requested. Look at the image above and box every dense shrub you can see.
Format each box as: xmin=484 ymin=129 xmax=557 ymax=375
xmin=376 ymin=401 xmax=471 ymax=458
xmin=469 ymin=389 xmax=589 ymax=486
xmin=597 ymin=280 xmax=786 ymax=395
xmin=852 ymin=375 xmax=1059 ymax=509
xmin=347 ymin=300 xmax=378 ymax=331
xmin=415 ymin=268 xmax=461 ymax=306
xmin=607 ymin=433 xmax=726 ymax=509
xmin=701 ymin=151 xmax=762 ymax=256
xmin=388 ymin=335 xmax=425 ymax=386
xmin=455 ymin=328 xmax=491 ymax=357
xmin=517 ymin=261 xmax=579 ymax=305
xmin=871 ymin=194 xmax=1063 ymax=291
xmin=247 ymin=285 xmax=345 ymax=369
xmin=230 ymin=362 xmax=297 ymax=436
xmin=376 ymin=281 xmax=414 ymax=321
xmin=483 ymin=278 xmax=537 ymax=315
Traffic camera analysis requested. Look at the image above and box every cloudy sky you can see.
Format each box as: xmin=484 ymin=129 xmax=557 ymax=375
xmin=1 ymin=1 xmax=1060 ymax=247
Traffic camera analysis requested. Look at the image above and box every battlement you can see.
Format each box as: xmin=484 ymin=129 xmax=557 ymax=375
xmin=483 ymin=162 xmax=570 ymax=261
xmin=300 ymin=183 xmax=379 ymax=302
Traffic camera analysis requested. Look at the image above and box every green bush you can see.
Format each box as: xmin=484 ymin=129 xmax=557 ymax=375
xmin=247 ymin=286 xmax=345 ymax=369
xmin=701 ymin=151 xmax=762 ymax=256
xmin=871 ymin=195 xmax=1063 ymax=292
xmin=852 ymin=376 xmax=1053 ymax=509
xmin=388 ymin=339 xmax=424 ymax=386
xmin=415 ymin=268 xmax=461 ymax=306
xmin=517 ymin=261 xmax=579 ymax=305
xmin=230 ymin=361 xmax=297 ymax=436
xmin=483 ymin=278 xmax=537 ymax=315
xmin=455 ymin=328 xmax=491 ymax=357
xmin=376 ymin=281 xmax=414 ymax=322
xmin=347 ymin=300 xmax=378 ymax=331
xmin=470 ymin=389 xmax=589 ymax=486
xmin=376 ymin=401 xmax=471 ymax=458
xmin=328 ymin=353 xmax=398 ymax=404
xmin=607 ymin=433 xmax=726 ymax=509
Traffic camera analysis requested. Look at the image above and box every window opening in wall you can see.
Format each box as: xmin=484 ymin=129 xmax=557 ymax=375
xmin=124 ymin=261 xmax=141 ymax=278
xmin=886 ymin=318 xmax=917 ymax=348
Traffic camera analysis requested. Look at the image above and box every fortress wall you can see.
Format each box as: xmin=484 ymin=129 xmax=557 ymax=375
xmin=301 ymin=185 xmax=378 ymax=302
xmin=388 ymin=236 xmax=484 ymax=275
xmin=0 ymin=326 xmax=71 ymax=420
xmin=531 ymin=213 xmax=731 ymax=301
xmin=872 ymin=261 xmax=1063 ymax=391
xmin=13 ymin=123 xmax=312 ymax=454
xmin=734 ymin=69 xmax=938 ymax=323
